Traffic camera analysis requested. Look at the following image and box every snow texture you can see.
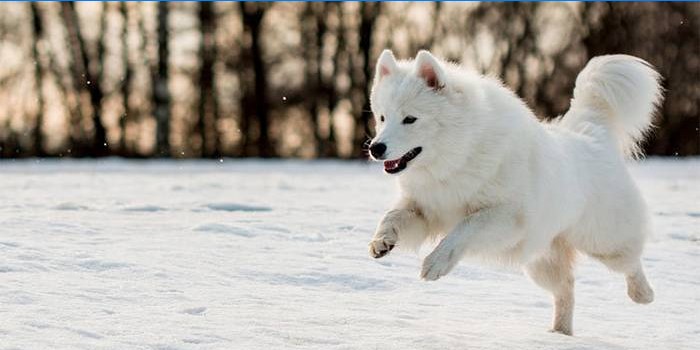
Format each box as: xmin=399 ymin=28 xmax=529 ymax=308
xmin=0 ymin=158 xmax=698 ymax=349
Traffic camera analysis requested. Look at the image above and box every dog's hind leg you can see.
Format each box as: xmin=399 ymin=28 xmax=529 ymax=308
xmin=625 ymin=265 xmax=654 ymax=304
xmin=524 ymin=237 xmax=576 ymax=336
xmin=590 ymin=250 xmax=654 ymax=304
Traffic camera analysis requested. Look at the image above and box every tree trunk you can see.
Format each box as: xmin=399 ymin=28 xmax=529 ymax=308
xmin=198 ymin=2 xmax=219 ymax=158
xmin=303 ymin=3 xmax=323 ymax=156
xmin=119 ymin=2 xmax=133 ymax=156
xmin=152 ymin=2 xmax=171 ymax=157
xmin=60 ymin=1 xmax=108 ymax=157
xmin=352 ymin=2 xmax=380 ymax=158
xmin=239 ymin=3 xmax=272 ymax=157
xmin=30 ymin=3 xmax=46 ymax=156
xmin=323 ymin=3 xmax=345 ymax=158
xmin=44 ymin=10 xmax=81 ymax=156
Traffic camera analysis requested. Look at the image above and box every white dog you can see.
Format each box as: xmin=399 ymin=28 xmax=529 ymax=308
xmin=367 ymin=49 xmax=661 ymax=335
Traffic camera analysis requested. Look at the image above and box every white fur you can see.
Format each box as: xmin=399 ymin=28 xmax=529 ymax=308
xmin=367 ymin=50 xmax=661 ymax=335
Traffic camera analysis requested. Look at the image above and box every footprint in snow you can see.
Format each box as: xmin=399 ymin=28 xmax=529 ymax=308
xmin=121 ymin=205 xmax=167 ymax=212
xmin=656 ymin=211 xmax=700 ymax=218
xmin=204 ymin=203 xmax=272 ymax=212
xmin=669 ymin=232 xmax=700 ymax=243
xmin=53 ymin=202 xmax=90 ymax=211
xmin=182 ymin=307 xmax=207 ymax=315
xmin=193 ymin=223 xmax=254 ymax=237
xmin=77 ymin=259 xmax=131 ymax=272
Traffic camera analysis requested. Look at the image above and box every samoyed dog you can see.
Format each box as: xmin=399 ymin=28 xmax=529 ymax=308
xmin=367 ymin=49 xmax=661 ymax=335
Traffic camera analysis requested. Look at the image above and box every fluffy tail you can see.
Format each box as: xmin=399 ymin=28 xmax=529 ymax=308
xmin=563 ymin=55 xmax=663 ymax=157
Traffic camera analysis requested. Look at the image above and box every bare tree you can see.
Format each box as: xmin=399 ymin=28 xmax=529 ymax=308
xmin=239 ymin=2 xmax=272 ymax=157
xmin=29 ymin=3 xmax=46 ymax=156
xmin=321 ymin=3 xmax=344 ymax=158
xmin=60 ymin=1 xmax=108 ymax=156
xmin=198 ymin=2 xmax=219 ymax=158
xmin=351 ymin=2 xmax=381 ymax=158
xmin=119 ymin=2 xmax=133 ymax=155
xmin=152 ymin=2 xmax=171 ymax=157
xmin=302 ymin=3 xmax=325 ymax=157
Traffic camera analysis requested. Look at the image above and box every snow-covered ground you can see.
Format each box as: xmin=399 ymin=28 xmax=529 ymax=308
xmin=1 ymin=158 xmax=698 ymax=350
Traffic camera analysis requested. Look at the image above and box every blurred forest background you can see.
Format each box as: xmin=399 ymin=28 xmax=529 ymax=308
xmin=0 ymin=2 xmax=697 ymax=159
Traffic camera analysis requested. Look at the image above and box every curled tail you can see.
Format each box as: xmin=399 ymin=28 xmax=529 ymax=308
xmin=563 ymin=55 xmax=664 ymax=157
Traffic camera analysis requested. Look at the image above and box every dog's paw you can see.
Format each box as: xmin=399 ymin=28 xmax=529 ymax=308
xmin=627 ymin=273 xmax=654 ymax=304
xmin=368 ymin=227 xmax=397 ymax=259
xmin=420 ymin=247 xmax=458 ymax=281
xmin=548 ymin=328 xmax=573 ymax=336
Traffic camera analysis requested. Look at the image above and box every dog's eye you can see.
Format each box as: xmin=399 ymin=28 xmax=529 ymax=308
xmin=380 ymin=115 xmax=385 ymax=123
xmin=402 ymin=116 xmax=417 ymax=124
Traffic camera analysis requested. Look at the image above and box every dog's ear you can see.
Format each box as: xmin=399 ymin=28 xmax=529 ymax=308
xmin=375 ymin=49 xmax=398 ymax=83
xmin=414 ymin=50 xmax=446 ymax=91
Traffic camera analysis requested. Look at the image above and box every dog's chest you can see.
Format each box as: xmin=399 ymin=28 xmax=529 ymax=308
xmin=409 ymin=186 xmax=470 ymax=233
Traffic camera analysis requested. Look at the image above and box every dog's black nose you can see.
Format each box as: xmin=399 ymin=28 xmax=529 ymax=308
xmin=369 ymin=142 xmax=387 ymax=159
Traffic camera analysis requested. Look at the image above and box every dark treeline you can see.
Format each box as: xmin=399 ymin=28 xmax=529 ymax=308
xmin=0 ymin=2 xmax=697 ymax=158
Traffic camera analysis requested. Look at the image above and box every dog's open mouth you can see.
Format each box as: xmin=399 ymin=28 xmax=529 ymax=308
xmin=383 ymin=147 xmax=422 ymax=174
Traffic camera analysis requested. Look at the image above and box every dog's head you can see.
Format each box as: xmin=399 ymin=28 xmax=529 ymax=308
xmin=369 ymin=50 xmax=484 ymax=178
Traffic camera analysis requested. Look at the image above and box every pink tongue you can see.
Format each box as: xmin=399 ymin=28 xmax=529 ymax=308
xmin=384 ymin=159 xmax=400 ymax=170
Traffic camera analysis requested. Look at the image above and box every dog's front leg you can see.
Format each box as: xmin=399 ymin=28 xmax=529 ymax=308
xmin=421 ymin=206 xmax=521 ymax=280
xmin=369 ymin=200 xmax=426 ymax=259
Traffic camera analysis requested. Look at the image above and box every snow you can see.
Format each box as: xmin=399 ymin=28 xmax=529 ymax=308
xmin=1 ymin=158 xmax=698 ymax=349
